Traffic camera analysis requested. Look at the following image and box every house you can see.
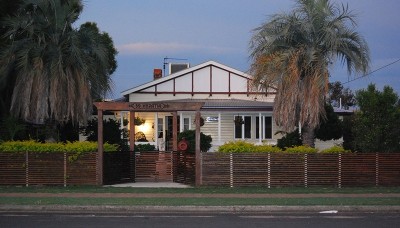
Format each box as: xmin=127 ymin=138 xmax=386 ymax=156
xmin=117 ymin=60 xmax=282 ymax=151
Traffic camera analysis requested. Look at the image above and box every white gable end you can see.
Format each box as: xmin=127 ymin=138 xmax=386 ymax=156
xmin=175 ymin=73 xmax=192 ymax=92
xmin=121 ymin=60 xmax=272 ymax=102
xmin=193 ymin=67 xmax=210 ymax=92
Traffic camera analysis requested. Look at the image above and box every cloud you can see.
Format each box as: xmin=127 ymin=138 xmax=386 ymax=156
xmin=117 ymin=42 xmax=240 ymax=55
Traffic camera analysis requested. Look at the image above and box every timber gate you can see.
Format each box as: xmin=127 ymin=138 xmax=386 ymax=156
xmin=103 ymin=151 xmax=195 ymax=185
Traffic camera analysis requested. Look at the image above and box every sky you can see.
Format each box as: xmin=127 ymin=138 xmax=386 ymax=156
xmin=75 ymin=0 xmax=400 ymax=99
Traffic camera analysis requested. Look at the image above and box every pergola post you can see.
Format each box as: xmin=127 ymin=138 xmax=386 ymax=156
xmin=129 ymin=111 xmax=135 ymax=151
xmin=97 ymin=109 xmax=104 ymax=186
xmin=195 ymin=110 xmax=202 ymax=186
xmin=172 ymin=111 xmax=178 ymax=151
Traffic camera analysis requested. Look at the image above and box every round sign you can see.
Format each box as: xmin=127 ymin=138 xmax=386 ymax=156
xmin=178 ymin=140 xmax=188 ymax=151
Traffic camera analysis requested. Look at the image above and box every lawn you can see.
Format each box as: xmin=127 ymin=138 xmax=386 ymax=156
xmin=0 ymin=186 xmax=400 ymax=206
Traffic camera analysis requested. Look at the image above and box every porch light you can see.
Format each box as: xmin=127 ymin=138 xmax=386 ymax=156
xmin=138 ymin=122 xmax=151 ymax=134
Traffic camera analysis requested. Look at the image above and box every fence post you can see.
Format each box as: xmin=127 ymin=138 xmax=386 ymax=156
xmin=304 ymin=153 xmax=308 ymax=188
xmin=338 ymin=153 xmax=342 ymax=189
xmin=230 ymin=153 xmax=233 ymax=188
xmin=25 ymin=152 xmax=29 ymax=187
xmin=64 ymin=152 xmax=67 ymax=187
xmin=375 ymin=152 xmax=379 ymax=186
xmin=267 ymin=153 xmax=271 ymax=189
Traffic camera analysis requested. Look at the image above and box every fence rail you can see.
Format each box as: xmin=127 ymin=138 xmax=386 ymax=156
xmin=201 ymin=153 xmax=400 ymax=187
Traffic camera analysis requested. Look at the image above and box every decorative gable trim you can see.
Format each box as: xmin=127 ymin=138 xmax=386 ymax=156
xmin=121 ymin=61 xmax=254 ymax=96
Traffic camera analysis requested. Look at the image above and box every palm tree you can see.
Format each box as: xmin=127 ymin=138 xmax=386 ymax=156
xmin=249 ymin=0 xmax=369 ymax=147
xmin=0 ymin=0 xmax=114 ymax=138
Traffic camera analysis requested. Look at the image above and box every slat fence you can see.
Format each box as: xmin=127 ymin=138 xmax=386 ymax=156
xmin=1 ymin=151 xmax=400 ymax=187
xmin=173 ymin=151 xmax=195 ymax=185
xmin=201 ymin=153 xmax=400 ymax=187
xmin=0 ymin=152 xmax=98 ymax=186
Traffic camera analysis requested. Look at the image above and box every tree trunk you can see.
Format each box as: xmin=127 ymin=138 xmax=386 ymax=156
xmin=302 ymin=125 xmax=315 ymax=148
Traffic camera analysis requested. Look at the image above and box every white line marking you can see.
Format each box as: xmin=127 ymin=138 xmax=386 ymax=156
xmin=319 ymin=210 xmax=338 ymax=214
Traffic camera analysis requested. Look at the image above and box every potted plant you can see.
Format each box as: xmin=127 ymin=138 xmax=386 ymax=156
xmin=134 ymin=116 xmax=145 ymax=125
xmin=194 ymin=117 xmax=205 ymax=126
xmin=234 ymin=116 xmax=244 ymax=125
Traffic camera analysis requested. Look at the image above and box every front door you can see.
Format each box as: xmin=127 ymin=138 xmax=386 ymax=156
xmin=165 ymin=116 xmax=180 ymax=151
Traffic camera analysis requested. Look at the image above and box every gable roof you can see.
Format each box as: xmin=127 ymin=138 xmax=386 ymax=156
xmin=121 ymin=60 xmax=252 ymax=96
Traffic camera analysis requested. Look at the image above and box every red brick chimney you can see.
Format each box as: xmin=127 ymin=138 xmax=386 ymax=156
xmin=153 ymin=69 xmax=162 ymax=80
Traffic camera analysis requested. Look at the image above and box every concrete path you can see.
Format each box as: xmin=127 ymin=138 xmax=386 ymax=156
xmin=105 ymin=182 xmax=191 ymax=188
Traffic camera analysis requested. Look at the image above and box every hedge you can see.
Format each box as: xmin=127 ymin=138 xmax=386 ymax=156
xmin=0 ymin=140 xmax=118 ymax=153
xmin=217 ymin=141 xmax=348 ymax=154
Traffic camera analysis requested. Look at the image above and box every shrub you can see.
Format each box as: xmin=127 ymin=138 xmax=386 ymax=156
xmin=218 ymin=141 xmax=281 ymax=153
xmin=134 ymin=143 xmax=157 ymax=152
xmin=315 ymin=104 xmax=343 ymax=141
xmin=80 ymin=118 xmax=129 ymax=151
xmin=0 ymin=140 xmax=117 ymax=153
xmin=177 ymin=130 xmax=212 ymax=153
xmin=285 ymin=145 xmax=318 ymax=153
xmin=276 ymin=129 xmax=302 ymax=149
xmin=320 ymin=145 xmax=351 ymax=154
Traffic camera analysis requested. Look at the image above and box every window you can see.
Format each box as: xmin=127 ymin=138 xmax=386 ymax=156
xmin=157 ymin=118 xmax=163 ymax=138
xmin=256 ymin=116 xmax=273 ymax=139
xmin=234 ymin=115 xmax=252 ymax=139
xmin=183 ymin=117 xmax=190 ymax=131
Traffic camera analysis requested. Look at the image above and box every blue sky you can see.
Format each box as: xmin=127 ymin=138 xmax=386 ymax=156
xmin=76 ymin=0 xmax=400 ymax=99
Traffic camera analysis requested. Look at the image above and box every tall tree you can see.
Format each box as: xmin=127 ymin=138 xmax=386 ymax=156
xmin=352 ymin=84 xmax=400 ymax=152
xmin=249 ymin=0 xmax=369 ymax=147
xmin=79 ymin=22 xmax=118 ymax=100
xmin=0 ymin=0 xmax=116 ymax=131
xmin=328 ymin=81 xmax=356 ymax=110
xmin=0 ymin=0 xmax=22 ymax=119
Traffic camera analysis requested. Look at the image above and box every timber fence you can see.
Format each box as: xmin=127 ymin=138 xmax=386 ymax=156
xmin=0 ymin=152 xmax=97 ymax=186
xmin=201 ymin=153 xmax=400 ymax=187
xmin=1 ymin=152 xmax=400 ymax=187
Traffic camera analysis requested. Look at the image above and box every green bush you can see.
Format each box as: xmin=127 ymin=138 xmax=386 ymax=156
xmin=320 ymin=145 xmax=351 ymax=154
xmin=0 ymin=140 xmax=117 ymax=153
xmin=218 ymin=141 xmax=281 ymax=153
xmin=284 ymin=145 xmax=318 ymax=153
xmin=276 ymin=129 xmax=302 ymax=149
xmin=177 ymin=130 xmax=212 ymax=153
xmin=80 ymin=118 xmax=129 ymax=151
xmin=134 ymin=143 xmax=157 ymax=152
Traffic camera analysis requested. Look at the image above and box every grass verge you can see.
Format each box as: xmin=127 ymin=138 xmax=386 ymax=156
xmin=0 ymin=197 xmax=399 ymax=206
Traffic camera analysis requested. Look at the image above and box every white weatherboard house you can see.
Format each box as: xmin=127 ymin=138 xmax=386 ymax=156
xmin=119 ymin=61 xmax=282 ymax=151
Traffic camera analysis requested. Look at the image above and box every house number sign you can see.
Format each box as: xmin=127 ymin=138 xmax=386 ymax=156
xmin=128 ymin=103 xmax=169 ymax=110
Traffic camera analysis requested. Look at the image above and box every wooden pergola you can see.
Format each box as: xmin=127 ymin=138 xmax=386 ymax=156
xmin=94 ymin=101 xmax=204 ymax=186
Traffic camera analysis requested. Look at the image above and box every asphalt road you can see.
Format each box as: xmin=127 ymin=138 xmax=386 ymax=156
xmin=1 ymin=211 xmax=400 ymax=228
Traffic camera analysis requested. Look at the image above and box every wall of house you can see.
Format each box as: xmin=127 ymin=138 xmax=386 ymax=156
xmin=180 ymin=111 xmax=282 ymax=152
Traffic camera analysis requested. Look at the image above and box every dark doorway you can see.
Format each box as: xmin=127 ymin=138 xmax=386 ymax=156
xmin=165 ymin=116 xmax=180 ymax=151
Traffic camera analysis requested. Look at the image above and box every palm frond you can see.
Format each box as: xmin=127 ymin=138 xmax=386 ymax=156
xmin=249 ymin=0 xmax=369 ymax=133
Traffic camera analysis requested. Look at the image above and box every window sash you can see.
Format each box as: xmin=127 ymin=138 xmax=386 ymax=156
xmin=256 ymin=116 xmax=272 ymax=139
xmin=234 ymin=115 xmax=251 ymax=139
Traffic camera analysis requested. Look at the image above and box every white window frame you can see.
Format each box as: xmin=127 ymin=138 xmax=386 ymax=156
xmin=234 ymin=115 xmax=252 ymax=139
xmin=256 ymin=116 xmax=273 ymax=140
xmin=183 ymin=117 xmax=191 ymax=131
